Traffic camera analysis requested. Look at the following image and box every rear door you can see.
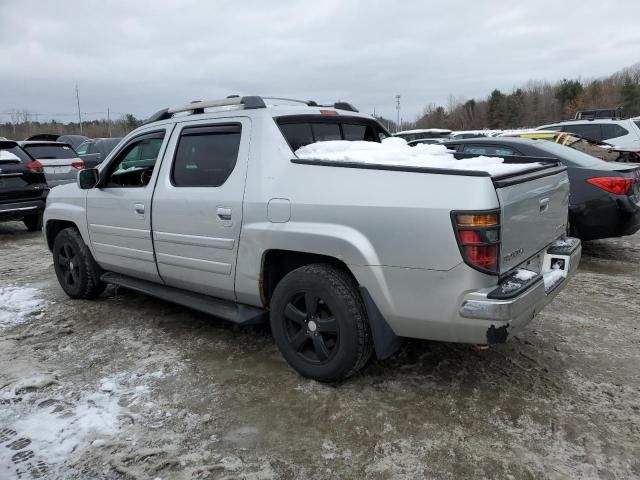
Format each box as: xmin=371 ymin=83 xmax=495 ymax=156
xmin=151 ymin=117 xmax=250 ymax=300
xmin=86 ymin=128 xmax=171 ymax=282
xmin=495 ymin=169 xmax=570 ymax=273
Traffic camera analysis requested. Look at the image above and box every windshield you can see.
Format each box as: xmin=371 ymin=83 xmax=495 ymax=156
xmin=23 ymin=144 xmax=77 ymax=159
xmin=534 ymin=140 xmax=612 ymax=168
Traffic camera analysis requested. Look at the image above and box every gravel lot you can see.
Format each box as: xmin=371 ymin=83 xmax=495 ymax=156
xmin=0 ymin=221 xmax=638 ymax=479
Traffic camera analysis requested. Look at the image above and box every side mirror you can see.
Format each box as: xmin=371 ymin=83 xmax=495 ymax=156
xmin=77 ymin=168 xmax=99 ymax=189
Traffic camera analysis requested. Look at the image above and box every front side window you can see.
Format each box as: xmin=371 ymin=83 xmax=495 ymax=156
xmin=75 ymin=142 xmax=90 ymax=155
xmin=104 ymin=133 xmax=165 ymax=188
xmin=172 ymin=125 xmax=241 ymax=187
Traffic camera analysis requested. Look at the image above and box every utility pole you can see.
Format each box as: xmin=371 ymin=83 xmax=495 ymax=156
xmin=75 ymin=83 xmax=83 ymax=135
xmin=107 ymin=108 xmax=112 ymax=137
xmin=395 ymin=94 xmax=401 ymax=132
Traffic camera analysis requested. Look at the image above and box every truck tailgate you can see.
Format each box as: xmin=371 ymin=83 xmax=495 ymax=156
xmin=495 ymin=167 xmax=569 ymax=274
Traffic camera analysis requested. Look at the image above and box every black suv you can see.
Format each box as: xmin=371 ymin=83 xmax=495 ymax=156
xmin=0 ymin=140 xmax=49 ymax=231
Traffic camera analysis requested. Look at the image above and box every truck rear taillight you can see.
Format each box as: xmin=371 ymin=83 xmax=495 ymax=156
xmin=586 ymin=177 xmax=634 ymax=195
xmin=452 ymin=211 xmax=500 ymax=274
xmin=25 ymin=160 xmax=44 ymax=173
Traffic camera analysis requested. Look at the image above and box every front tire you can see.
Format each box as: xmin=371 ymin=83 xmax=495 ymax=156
xmin=52 ymin=228 xmax=105 ymax=299
xmin=23 ymin=214 xmax=43 ymax=231
xmin=270 ymin=264 xmax=373 ymax=382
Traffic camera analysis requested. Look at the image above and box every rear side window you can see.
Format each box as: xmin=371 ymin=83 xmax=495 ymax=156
xmin=22 ymin=144 xmax=76 ymax=159
xmin=172 ymin=125 xmax=241 ymax=187
xmin=601 ymin=123 xmax=629 ymax=140
xmin=561 ymin=124 xmax=602 ymax=140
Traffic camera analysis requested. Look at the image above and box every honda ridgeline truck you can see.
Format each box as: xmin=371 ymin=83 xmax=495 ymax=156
xmin=44 ymin=96 xmax=581 ymax=381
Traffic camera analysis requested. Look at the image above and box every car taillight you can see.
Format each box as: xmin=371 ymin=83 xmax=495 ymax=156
xmin=71 ymin=160 xmax=85 ymax=169
xmin=25 ymin=160 xmax=44 ymax=173
xmin=452 ymin=211 xmax=500 ymax=274
xmin=586 ymin=177 xmax=635 ymax=195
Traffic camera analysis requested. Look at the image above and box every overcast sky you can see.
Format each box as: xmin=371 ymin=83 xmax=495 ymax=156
xmin=1 ymin=0 xmax=639 ymax=123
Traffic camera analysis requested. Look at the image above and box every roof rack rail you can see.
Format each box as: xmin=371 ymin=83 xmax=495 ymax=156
xmin=574 ymin=107 xmax=624 ymax=120
xmin=143 ymin=96 xmax=266 ymax=125
xmin=142 ymin=95 xmax=359 ymax=125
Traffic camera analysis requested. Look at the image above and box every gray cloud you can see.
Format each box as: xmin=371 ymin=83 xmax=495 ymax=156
xmin=1 ymin=0 xmax=639 ymax=123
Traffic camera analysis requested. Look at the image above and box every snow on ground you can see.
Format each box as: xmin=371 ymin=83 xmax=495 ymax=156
xmin=0 ymin=287 xmax=46 ymax=329
xmin=295 ymin=137 xmax=544 ymax=176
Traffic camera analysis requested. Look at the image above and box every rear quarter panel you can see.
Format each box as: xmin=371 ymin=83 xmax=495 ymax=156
xmin=235 ymin=114 xmax=501 ymax=306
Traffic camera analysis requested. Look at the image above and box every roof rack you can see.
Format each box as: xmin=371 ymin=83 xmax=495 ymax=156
xmin=143 ymin=95 xmax=359 ymax=125
xmin=574 ymin=107 xmax=624 ymax=120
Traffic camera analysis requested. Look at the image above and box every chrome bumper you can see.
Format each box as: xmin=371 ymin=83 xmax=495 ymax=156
xmin=459 ymin=238 xmax=582 ymax=324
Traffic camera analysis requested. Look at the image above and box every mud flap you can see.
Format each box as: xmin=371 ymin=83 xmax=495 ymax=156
xmin=359 ymin=287 xmax=403 ymax=360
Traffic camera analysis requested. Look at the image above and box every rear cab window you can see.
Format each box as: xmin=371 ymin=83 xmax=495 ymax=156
xmin=276 ymin=115 xmax=389 ymax=153
xmin=22 ymin=144 xmax=76 ymax=159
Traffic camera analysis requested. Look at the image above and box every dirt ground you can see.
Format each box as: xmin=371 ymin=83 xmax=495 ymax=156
xmin=0 ymin=221 xmax=638 ymax=480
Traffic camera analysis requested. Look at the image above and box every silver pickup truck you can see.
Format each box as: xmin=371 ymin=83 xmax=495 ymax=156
xmin=43 ymin=96 xmax=581 ymax=382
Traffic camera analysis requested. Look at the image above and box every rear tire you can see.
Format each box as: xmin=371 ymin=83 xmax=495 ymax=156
xmin=52 ymin=228 xmax=105 ymax=299
xmin=23 ymin=214 xmax=43 ymax=231
xmin=270 ymin=264 xmax=373 ymax=382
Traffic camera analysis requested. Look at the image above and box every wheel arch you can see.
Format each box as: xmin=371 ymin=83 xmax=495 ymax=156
xmin=260 ymin=249 xmax=357 ymax=306
xmin=45 ymin=219 xmax=79 ymax=251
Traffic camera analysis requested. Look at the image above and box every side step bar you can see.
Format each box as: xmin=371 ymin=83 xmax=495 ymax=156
xmin=100 ymin=272 xmax=266 ymax=325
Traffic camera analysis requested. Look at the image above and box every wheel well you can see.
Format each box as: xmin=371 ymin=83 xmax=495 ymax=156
xmin=261 ymin=250 xmax=356 ymax=306
xmin=45 ymin=220 xmax=77 ymax=251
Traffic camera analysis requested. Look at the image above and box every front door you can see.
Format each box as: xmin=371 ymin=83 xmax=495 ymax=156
xmin=151 ymin=117 xmax=250 ymax=300
xmin=86 ymin=127 xmax=171 ymax=282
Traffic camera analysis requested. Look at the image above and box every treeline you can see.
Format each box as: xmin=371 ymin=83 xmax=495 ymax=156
xmin=415 ymin=63 xmax=640 ymax=130
xmin=0 ymin=112 xmax=142 ymax=141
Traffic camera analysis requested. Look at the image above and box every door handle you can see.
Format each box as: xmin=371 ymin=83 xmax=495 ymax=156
xmin=135 ymin=203 xmax=145 ymax=215
xmin=217 ymin=207 xmax=232 ymax=221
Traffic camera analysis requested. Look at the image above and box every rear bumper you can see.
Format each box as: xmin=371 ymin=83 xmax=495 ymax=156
xmin=0 ymin=199 xmax=46 ymax=219
xmin=459 ymin=238 xmax=581 ymax=343
xmin=570 ymin=196 xmax=640 ymax=240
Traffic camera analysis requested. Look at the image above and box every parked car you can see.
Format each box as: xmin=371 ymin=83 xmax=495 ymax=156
xmin=44 ymin=95 xmax=580 ymax=382
xmin=394 ymin=128 xmax=452 ymax=142
xmin=25 ymin=134 xmax=88 ymax=150
xmin=75 ymin=138 xmax=122 ymax=167
xmin=537 ymin=118 xmax=640 ymax=148
xmin=450 ymin=130 xmax=491 ymax=140
xmin=443 ymin=137 xmax=640 ymax=241
xmin=18 ymin=141 xmax=85 ymax=187
xmin=0 ymin=140 xmax=49 ymax=230
xmin=500 ymin=130 xmax=640 ymax=163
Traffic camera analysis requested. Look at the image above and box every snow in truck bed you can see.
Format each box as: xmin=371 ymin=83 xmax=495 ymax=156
xmin=295 ymin=137 xmax=544 ymax=176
